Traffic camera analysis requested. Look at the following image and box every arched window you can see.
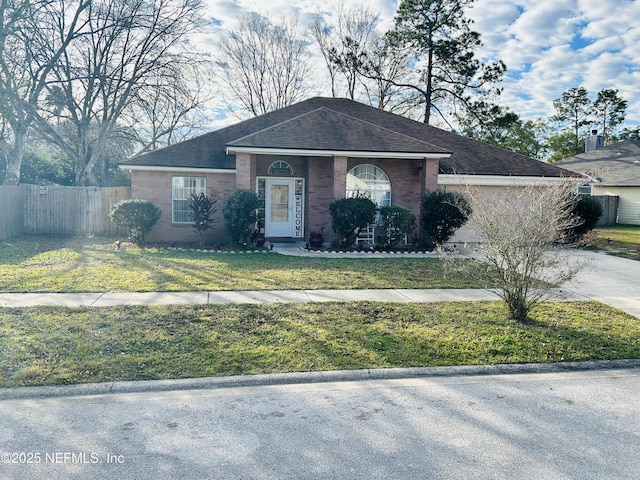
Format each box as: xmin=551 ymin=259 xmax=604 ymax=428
xmin=268 ymin=160 xmax=293 ymax=175
xmin=346 ymin=164 xmax=391 ymax=206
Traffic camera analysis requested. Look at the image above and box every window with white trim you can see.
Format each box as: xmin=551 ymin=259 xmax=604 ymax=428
xmin=268 ymin=160 xmax=293 ymax=175
xmin=346 ymin=164 xmax=391 ymax=206
xmin=172 ymin=176 xmax=205 ymax=223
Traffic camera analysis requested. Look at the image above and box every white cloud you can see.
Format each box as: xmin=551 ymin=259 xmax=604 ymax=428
xmin=195 ymin=0 xmax=640 ymax=127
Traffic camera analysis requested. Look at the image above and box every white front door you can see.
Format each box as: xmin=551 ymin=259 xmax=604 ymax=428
xmin=265 ymin=178 xmax=296 ymax=237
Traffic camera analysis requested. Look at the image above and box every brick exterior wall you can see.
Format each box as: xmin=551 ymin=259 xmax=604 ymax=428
xmin=131 ymin=155 xmax=443 ymax=244
xmin=235 ymin=153 xmax=253 ymax=190
xmin=306 ymin=157 xmax=334 ymax=235
xmin=332 ymin=156 xmax=348 ymax=200
xmin=131 ymin=170 xmax=236 ymax=244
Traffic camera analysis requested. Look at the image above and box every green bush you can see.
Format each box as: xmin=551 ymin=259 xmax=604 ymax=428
xmin=109 ymin=199 xmax=161 ymax=246
xmin=189 ymin=192 xmax=218 ymax=247
xmin=222 ymin=189 xmax=260 ymax=246
xmin=568 ymin=195 xmax=603 ymax=241
xmin=377 ymin=205 xmax=416 ymax=248
xmin=329 ymin=196 xmax=377 ymax=248
xmin=421 ymin=190 xmax=472 ymax=249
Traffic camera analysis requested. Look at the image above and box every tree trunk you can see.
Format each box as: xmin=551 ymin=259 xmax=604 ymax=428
xmin=423 ymin=45 xmax=434 ymax=125
xmin=2 ymin=125 xmax=27 ymax=185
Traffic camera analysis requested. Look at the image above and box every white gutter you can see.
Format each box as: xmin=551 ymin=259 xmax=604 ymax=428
xmin=120 ymin=165 xmax=236 ymax=174
xmin=226 ymin=146 xmax=450 ymax=159
xmin=438 ymin=174 xmax=571 ymax=186
xmin=591 ymin=182 xmax=640 ymax=187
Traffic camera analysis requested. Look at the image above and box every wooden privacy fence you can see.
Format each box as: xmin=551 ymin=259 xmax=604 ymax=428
xmin=0 ymin=185 xmax=130 ymax=239
xmin=594 ymin=195 xmax=619 ymax=226
xmin=0 ymin=186 xmax=24 ymax=240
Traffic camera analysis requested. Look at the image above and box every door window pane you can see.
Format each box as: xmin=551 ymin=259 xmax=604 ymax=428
xmin=270 ymin=184 xmax=289 ymax=222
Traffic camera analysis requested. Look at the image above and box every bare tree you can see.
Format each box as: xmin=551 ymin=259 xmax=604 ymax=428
xmin=310 ymin=3 xmax=379 ymax=100
xmin=0 ymin=0 xmax=89 ymax=185
xmin=216 ymin=12 xmax=312 ymax=117
xmin=446 ymin=180 xmax=585 ymax=322
xmin=130 ymin=62 xmax=215 ymax=154
xmin=360 ymin=36 xmax=423 ymax=118
xmin=34 ymin=0 xmax=205 ymax=186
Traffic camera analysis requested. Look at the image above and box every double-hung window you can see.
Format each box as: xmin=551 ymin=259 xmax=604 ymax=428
xmin=172 ymin=176 xmax=205 ymax=223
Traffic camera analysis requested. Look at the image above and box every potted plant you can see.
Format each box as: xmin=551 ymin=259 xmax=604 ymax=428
xmin=308 ymin=229 xmax=324 ymax=248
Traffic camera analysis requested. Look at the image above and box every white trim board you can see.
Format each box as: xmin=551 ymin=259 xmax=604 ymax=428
xmin=226 ymin=146 xmax=450 ymax=160
xmin=120 ymin=165 xmax=236 ymax=174
xmin=438 ymin=174 xmax=572 ymax=186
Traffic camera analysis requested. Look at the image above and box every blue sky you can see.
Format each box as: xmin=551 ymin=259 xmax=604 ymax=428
xmin=195 ymin=0 xmax=640 ymax=129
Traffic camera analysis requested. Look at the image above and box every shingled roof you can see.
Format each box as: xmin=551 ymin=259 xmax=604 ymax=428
xmin=227 ymin=107 xmax=449 ymax=155
xmin=555 ymin=140 xmax=640 ymax=185
xmin=121 ymin=97 xmax=569 ymax=177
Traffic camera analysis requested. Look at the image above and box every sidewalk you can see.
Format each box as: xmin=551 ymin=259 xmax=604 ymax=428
xmin=0 ymin=246 xmax=637 ymax=318
xmin=0 ymin=288 xmax=505 ymax=308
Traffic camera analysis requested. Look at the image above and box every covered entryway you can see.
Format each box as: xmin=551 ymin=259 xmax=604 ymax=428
xmin=264 ymin=178 xmax=304 ymax=238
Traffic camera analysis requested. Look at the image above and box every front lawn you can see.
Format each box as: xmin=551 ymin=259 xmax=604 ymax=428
xmin=0 ymin=236 xmax=480 ymax=292
xmin=0 ymin=301 xmax=638 ymax=388
xmin=586 ymin=225 xmax=640 ymax=260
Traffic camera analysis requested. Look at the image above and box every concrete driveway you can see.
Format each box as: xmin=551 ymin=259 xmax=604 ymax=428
xmin=560 ymin=249 xmax=640 ymax=318
xmin=0 ymin=366 xmax=639 ymax=480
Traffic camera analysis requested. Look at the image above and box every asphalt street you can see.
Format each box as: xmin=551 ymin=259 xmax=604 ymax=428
xmin=0 ymin=247 xmax=638 ymax=479
xmin=0 ymin=367 xmax=639 ymax=479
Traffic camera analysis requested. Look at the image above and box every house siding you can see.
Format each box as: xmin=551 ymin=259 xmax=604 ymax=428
xmin=592 ymin=185 xmax=640 ymax=225
xmin=131 ymin=170 xmax=236 ymax=244
xmin=446 ymin=184 xmax=536 ymax=243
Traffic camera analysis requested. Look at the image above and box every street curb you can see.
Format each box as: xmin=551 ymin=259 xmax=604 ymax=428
xmin=1 ymin=359 xmax=639 ymax=400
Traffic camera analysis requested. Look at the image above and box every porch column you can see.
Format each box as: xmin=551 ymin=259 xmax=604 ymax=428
xmin=235 ymin=152 xmax=255 ymax=190
xmin=419 ymin=157 xmax=441 ymax=247
xmin=421 ymin=157 xmax=440 ymax=195
xmin=333 ymin=155 xmax=348 ymax=199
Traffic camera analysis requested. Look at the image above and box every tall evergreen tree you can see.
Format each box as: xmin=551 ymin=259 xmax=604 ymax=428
xmin=551 ymin=87 xmax=591 ymax=155
xmin=592 ymin=88 xmax=627 ymax=144
xmin=383 ymin=0 xmax=506 ymax=124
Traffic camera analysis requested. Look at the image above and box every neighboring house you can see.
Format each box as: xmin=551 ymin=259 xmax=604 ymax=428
xmin=120 ymin=97 xmax=571 ymax=245
xmin=555 ymin=137 xmax=640 ymax=225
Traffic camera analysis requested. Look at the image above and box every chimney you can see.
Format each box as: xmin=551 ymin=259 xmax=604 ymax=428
xmin=586 ymin=129 xmax=604 ymax=152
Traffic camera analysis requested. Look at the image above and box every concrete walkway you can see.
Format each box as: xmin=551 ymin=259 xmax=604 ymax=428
xmin=0 ymin=288 xmax=502 ymax=308
xmin=0 ymin=246 xmax=637 ymax=317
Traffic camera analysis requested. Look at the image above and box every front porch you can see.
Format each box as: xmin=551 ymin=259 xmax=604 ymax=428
xmin=230 ymin=150 xmax=442 ymax=243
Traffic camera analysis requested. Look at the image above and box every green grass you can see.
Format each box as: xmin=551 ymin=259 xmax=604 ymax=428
xmin=0 ymin=301 xmax=638 ymax=388
xmin=587 ymin=225 xmax=640 ymax=260
xmin=0 ymin=236 xmax=480 ymax=292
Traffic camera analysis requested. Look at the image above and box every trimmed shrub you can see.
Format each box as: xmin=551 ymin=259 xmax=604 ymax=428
xmin=568 ymin=195 xmax=603 ymax=241
xmin=377 ymin=205 xmax=416 ymax=248
xmin=329 ymin=196 xmax=377 ymax=248
xmin=189 ymin=192 xmax=218 ymax=247
xmin=109 ymin=199 xmax=161 ymax=246
xmin=222 ymin=189 xmax=260 ymax=246
xmin=421 ymin=190 xmax=472 ymax=249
